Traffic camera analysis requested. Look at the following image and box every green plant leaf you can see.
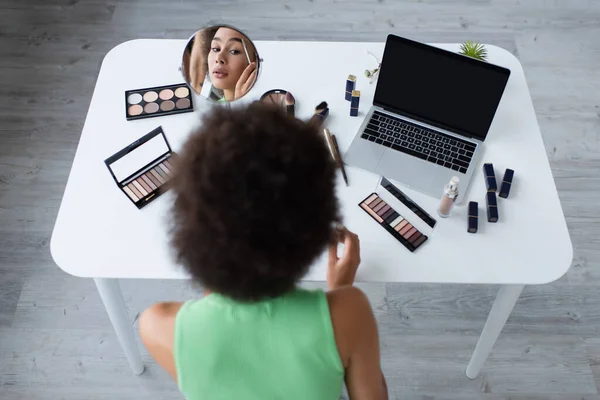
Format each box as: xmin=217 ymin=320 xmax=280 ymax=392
xmin=458 ymin=40 xmax=488 ymax=61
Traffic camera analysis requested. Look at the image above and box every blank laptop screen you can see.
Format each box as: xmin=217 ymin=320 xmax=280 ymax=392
xmin=374 ymin=35 xmax=511 ymax=141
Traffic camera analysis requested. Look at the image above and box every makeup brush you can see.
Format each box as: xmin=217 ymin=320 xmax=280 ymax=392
xmin=331 ymin=135 xmax=349 ymax=186
xmin=309 ymin=101 xmax=329 ymax=127
xmin=285 ymin=92 xmax=295 ymax=117
xmin=241 ymin=38 xmax=251 ymax=65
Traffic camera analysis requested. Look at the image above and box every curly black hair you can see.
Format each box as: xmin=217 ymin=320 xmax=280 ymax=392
xmin=171 ymin=103 xmax=340 ymax=302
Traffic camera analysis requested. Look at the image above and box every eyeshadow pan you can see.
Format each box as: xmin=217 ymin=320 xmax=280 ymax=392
xmin=390 ymin=216 xmax=404 ymax=227
xmin=146 ymin=171 xmax=162 ymax=186
xmin=150 ymin=169 xmax=166 ymax=184
xmin=160 ymin=100 xmax=175 ymax=111
xmin=377 ymin=204 xmax=391 ymax=217
xmin=175 ymin=87 xmax=189 ymax=98
xmin=128 ymin=104 xmax=143 ymax=116
xmin=399 ymin=224 xmax=412 ymax=235
xmin=373 ymin=200 xmax=387 ymax=213
xmin=360 ymin=203 xmax=383 ymax=223
xmin=154 ymin=165 xmax=169 ymax=178
xmin=163 ymin=159 xmax=174 ymax=170
xmin=381 ymin=208 xmax=396 ymax=221
xmin=154 ymin=166 xmax=168 ymax=179
xmin=367 ymin=196 xmax=383 ymax=209
xmin=159 ymin=89 xmax=174 ymax=100
xmin=159 ymin=162 xmax=171 ymax=174
xmin=128 ymin=183 xmax=143 ymax=198
xmin=144 ymin=102 xmax=159 ymax=113
xmin=384 ymin=211 xmax=399 ymax=225
xmin=123 ymin=186 xmax=139 ymax=201
xmin=412 ymin=235 xmax=427 ymax=247
xmin=408 ymin=232 xmax=422 ymax=244
xmin=141 ymin=174 xmax=157 ymax=190
xmin=137 ymin=177 xmax=152 ymax=193
xmin=127 ymin=93 xmax=142 ymax=104
xmin=176 ymin=98 xmax=191 ymax=109
xmin=404 ymin=227 xmax=417 ymax=240
xmin=363 ymin=193 xmax=379 ymax=206
xmin=132 ymin=180 xmax=148 ymax=196
xmin=143 ymin=91 xmax=158 ymax=102
xmin=395 ymin=220 xmax=409 ymax=232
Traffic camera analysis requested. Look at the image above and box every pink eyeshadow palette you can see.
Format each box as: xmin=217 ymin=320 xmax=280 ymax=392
xmin=105 ymin=126 xmax=176 ymax=209
xmin=125 ymin=83 xmax=193 ymax=121
xmin=359 ymin=193 xmax=428 ymax=252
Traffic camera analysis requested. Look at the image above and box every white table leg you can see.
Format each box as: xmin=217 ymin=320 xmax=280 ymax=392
xmin=466 ymin=284 xmax=524 ymax=379
xmin=94 ymin=278 xmax=145 ymax=375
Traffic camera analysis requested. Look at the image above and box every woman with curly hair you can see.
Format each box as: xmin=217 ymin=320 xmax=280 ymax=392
xmin=183 ymin=26 xmax=258 ymax=102
xmin=139 ymin=104 xmax=388 ymax=400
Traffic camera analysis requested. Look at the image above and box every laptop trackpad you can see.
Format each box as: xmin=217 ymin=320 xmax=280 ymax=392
xmin=345 ymin=138 xmax=387 ymax=174
xmin=377 ymin=149 xmax=439 ymax=198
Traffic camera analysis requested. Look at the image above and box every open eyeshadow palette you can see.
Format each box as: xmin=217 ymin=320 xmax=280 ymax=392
xmin=125 ymin=83 xmax=193 ymax=121
xmin=380 ymin=177 xmax=437 ymax=228
xmin=105 ymin=126 xmax=176 ymax=209
xmin=359 ymin=193 xmax=429 ymax=252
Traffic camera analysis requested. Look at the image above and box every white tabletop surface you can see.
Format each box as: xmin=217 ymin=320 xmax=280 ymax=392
xmin=51 ymin=39 xmax=572 ymax=285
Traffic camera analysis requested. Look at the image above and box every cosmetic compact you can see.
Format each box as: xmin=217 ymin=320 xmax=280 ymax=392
xmin=105 ymin=127 xmax=176 ymax=209
xmin=125 ymin=83 xmax=194 ymax=121
xmin=260 ymin=89 xmax=295 ymax=117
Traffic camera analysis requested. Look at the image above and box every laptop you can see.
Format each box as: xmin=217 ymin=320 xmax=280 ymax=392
xmin=345 ymin=34 xmax=511 ymax=204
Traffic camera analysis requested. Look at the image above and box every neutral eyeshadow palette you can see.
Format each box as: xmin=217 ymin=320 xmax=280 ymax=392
xmin=359 ymin=193 xmax=428 ymax=252
xmin=105 ymin=126 xmax=176 ymax=209
xmin=125 ymin=83 xmax=193 ymax=121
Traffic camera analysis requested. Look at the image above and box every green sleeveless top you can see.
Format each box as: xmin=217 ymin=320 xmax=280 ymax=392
xmin=174 ymin=288 xmax=344 ymax=400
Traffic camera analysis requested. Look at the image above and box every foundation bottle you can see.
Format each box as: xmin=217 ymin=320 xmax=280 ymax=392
xmin=438 ymin=176 xmax=459 ymax=218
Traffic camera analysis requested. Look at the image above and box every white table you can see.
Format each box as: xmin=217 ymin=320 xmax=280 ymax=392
xmin=51 ymin=39 xmax=572 ymax=379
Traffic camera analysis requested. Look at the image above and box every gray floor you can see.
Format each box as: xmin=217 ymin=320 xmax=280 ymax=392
xmin=1 ymin=0 xmax=599 ymax=399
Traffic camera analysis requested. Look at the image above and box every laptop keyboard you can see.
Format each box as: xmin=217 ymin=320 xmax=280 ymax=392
xmin=361 ymin=111 xmax=477 ymax=174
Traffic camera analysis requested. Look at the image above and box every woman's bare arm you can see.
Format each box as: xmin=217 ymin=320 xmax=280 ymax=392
xmin=138 ymin=301 xmax=183 ymax=382
xmin=328 ymin=287 xmax=388 ymax=400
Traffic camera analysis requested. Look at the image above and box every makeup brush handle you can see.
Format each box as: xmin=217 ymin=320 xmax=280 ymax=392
xmin=331 ymin=135 xmax=349 ymax=186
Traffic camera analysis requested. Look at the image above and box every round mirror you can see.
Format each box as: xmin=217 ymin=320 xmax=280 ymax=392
xmin=182 ymin=25 xmax=260 ymax=103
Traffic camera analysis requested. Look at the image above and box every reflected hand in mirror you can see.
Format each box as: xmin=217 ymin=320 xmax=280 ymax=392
xmin=182 ymin=25 xmax=260 ymax=103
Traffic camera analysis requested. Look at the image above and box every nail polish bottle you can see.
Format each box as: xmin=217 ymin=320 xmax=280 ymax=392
xmin=438 ymin=176 xmax=459 ymax=218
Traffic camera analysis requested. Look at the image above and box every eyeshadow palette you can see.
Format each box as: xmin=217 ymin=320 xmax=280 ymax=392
xmin=125 ymin=83 xmax=193 ymax=121
xmin=105 ymin=126 xmax=176 ymax=209
xmin=380 ymin=177 xmax=437 ymax=228
xmin=359 ymin=193 xmax=428 ymax=252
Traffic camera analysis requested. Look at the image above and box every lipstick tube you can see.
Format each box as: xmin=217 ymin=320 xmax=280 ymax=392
xmin=350 ymin=90 xmax=360 ymax=117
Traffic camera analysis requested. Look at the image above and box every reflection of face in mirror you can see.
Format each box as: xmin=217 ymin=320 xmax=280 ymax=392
xmin=183 ymin=26 xmax=259 ymax=103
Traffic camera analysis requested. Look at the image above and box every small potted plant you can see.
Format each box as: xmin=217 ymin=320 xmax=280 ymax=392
xmin=459 ymin=41 xmax=488 ymax=62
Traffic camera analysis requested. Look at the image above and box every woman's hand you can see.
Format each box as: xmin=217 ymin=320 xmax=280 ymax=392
xmin=327 ymin=227 xmax=361 ymax=290
xmin=234 ymin=62 xmax=257 ymax=100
